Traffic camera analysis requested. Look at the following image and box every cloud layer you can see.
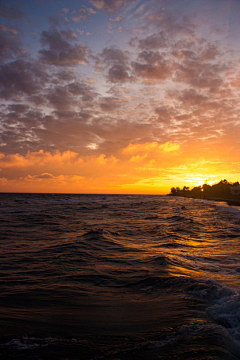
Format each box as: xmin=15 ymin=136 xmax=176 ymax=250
xmin=0 ymin=0 xmax=240 ymax=193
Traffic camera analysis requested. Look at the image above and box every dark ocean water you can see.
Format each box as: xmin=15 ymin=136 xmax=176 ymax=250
xmin=0 ymin=193 xmax=240 ymax=360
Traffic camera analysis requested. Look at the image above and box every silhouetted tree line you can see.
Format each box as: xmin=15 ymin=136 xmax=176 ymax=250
xmin=170 ymin=179 xmax=240 ymax=199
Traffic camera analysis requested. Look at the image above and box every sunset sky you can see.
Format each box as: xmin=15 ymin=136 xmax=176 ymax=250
xmin=0 ymin=0 xmax=240 ymax=194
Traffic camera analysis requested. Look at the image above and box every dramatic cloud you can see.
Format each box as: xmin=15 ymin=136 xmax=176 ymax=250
xmin=44 ymin=81 xmax=97 ymax=110
xmin=173 ymin=59 xmax=226 ymax=90
xmin=132 ymin=51 xmax=172 ymax=80
xmin=98 ymin=47 xmax=134 ymax=82
xmin=1 ymin=0 xmax=240 ymax=193
xmin=100 ymin=47 xmax=129 ymax=66
xmin=107 ymin=64 xmax=134 ymax=83
xmin=39 ymin=30 xmax=89 ymax=66
xmin=0 ymin=60 xmax=47 ymax=99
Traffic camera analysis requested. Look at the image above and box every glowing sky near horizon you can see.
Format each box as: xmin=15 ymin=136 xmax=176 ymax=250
xmin=0 ymin=0 xmax=240 ymax=194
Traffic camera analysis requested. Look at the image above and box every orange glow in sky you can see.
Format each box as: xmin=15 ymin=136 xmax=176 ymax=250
xmin=0 ymin=0 xmax=240 ymax=194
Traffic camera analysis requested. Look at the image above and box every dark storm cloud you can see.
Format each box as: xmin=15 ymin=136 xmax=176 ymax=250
xmin=39 ymin=30 xmax=89 ymax=66
xmin=0 ymin=2 xmax=25 ymax=20
xmin=0 ymin=60 xmax=48 ymax=100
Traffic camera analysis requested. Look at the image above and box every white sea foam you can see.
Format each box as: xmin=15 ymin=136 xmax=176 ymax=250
xmin=5 ymin=338 xmax=40 ymax=350
xmin=185 ymin=277 xmax=240 ymax=345
xmin=207 ymin=292 xmax=240 ymax=341
xmin=2 ymin=335 xmax=80 ymax=350
xmin=204 ymin=199 xmax=240 ymax=220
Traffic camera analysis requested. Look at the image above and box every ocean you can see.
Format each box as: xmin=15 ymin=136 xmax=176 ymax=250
xmin=0 ymin=193 xmax=240 ymax=360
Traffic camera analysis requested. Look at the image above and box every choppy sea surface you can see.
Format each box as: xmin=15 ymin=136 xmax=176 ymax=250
xmin=0 ymin=193 xmax=240 ymax=360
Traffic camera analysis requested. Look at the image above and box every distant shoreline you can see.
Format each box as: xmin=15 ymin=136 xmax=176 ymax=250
xmin=168 ymin=193 xmax=240 ymax=207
